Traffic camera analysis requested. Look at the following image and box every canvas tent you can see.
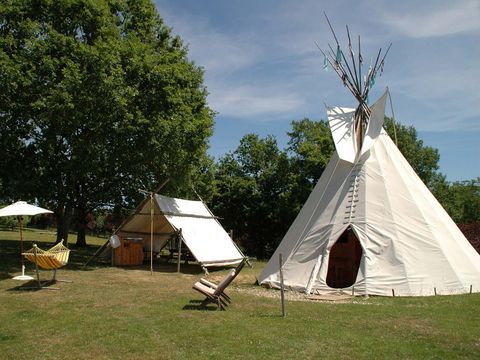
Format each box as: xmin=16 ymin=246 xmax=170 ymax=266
xmin=258 ymin=24 xmax=480 ymax=296
xmin=116 ymin=194 xmax=244 ymax=268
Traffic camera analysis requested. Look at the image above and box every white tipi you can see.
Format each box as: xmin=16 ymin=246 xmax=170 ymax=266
xmin=258 ymin=93 xmax=480 ymax=296
xmin=258 ymin=26 xmax=480 ymax=296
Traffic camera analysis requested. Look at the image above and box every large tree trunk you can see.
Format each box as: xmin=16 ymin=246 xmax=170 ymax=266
xmin=75 ymin=204 xmax=88 ymax=247
xmin=56 ymin=205 xmax=73 ymax=245
xmin=76 ymin=225 xmax=86 ymax=247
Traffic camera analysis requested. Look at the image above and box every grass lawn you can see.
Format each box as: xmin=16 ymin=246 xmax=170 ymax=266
xmin=0 ymin=228 xmax=479 ymax=359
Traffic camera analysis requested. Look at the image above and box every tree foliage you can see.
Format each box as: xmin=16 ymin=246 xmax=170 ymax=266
xmin=432 ymin=176 xmax=480 ymax=224
xmin=0 ymin=0 xmax=213 ymax=244
xmin=211 ymin=134 xmax=292 ymax=259
xmin=286 ymin=118 xmax=334 ymax=214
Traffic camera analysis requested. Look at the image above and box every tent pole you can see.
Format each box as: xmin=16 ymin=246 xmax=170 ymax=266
xmin=177 ymin=229 xmax=182 ymax=273
xmin=153 ymin=178 xmax=170 ymax=194
xmin=387 ymin=88 xmax=398 ymax=146
xmin=150 ymin=192 xmax=154 ymax=275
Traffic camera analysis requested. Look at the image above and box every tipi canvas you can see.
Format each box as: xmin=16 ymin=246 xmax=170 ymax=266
xmin=258 ymin=92 xmax=480 ymax=296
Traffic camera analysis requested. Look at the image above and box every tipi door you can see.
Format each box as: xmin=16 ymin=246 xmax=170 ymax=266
xmin=326 ymin=228 xmax=362 ymax=288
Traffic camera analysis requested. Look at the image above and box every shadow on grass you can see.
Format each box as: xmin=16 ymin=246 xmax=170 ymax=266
xmin=6 ymin=278 xmax=61 ymax=292
xmin=83 ymin=253 xmax=235 ymax=276
xmin=182 ymin=300 xmax=220 ymax=311
xmin=1 ymin=237 xmax=238 ymax=284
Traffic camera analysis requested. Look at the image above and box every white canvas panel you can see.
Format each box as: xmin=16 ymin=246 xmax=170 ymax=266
xmin=360 ymin=90 xmax=388 ymax=156
xmin=326 ymin=106 xmax=357 ymax=163
xmin=156 ymin=194 xmax=211 ymax=217
xmin=165 ymin=215 xmax=243 ymax=266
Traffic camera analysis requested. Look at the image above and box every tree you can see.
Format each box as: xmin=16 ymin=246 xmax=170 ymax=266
xmin=431 ymin=177 xmax=480 ymax=224
xmin=287 ymin=118 xmax=335 ymax=214
xmin=0 ymin=0 xmax=213 ymax=245
xmin=212 ymin=134 xmax=292 ymax=259
xmin=450 ymin=179 xmax=480 ymax=224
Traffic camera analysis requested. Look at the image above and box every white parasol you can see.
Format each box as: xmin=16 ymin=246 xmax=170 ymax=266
xmin=0 ymin=201 xmax=53 ymax=280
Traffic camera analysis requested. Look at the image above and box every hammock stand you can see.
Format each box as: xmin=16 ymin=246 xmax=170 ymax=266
xmin=21 ymin=240 xmax=71 ymax=290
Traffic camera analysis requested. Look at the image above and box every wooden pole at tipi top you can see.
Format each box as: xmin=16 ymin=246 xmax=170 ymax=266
xmin=319 ymin=13 xmax=392 ymax=151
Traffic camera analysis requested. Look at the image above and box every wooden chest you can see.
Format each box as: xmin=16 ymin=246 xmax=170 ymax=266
xmin=113 ymin=237 xmax=144 ymax=266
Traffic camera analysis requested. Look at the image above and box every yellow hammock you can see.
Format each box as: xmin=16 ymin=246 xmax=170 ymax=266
xmin=21 ymin=240 xmax=71 ymax=290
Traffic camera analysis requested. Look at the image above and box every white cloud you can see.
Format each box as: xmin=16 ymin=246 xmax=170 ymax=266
xmin=209 ymin=85 xmax=305 ymax=119
xmin=158 ymin=8 xmax=262 ymax=79
xmin=380 ymin=0 xmax=480 ymax=38
xmin=156 ymin=3 xmax=313 ymax=121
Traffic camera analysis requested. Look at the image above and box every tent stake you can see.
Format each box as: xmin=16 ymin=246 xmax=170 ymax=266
xmin=352 ymin=286 xmax=355 ymax=296
xmin=279 ymin=253 xmax=286 ymax=318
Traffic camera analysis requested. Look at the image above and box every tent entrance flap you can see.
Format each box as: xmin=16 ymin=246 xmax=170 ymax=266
xmin=326 ymin=228 xmax=362 ymax=289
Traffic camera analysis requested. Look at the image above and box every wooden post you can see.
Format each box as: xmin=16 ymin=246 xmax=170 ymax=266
xmin=33 ymin=244 xmax=41 ymax=288
xmin=392 ymin=289 xmax=395 ymax=297
xmin=177 ymin=229 xmax=182 ymax=273
xmin=150 ymin=192 xmax=154 ymax=275
xmin=434 ymin=287 xmax=437 ymax=296
xmin=279 ymin=253 xmax=286 ymax=318
xmin=470 ymin=285 xmax=473 ymax=294
xmin=111 ymin=238 xmax=115 ymax=266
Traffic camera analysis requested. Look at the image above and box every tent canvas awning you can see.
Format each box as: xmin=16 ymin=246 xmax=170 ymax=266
xmin=117 ymin=194 xmax=244 ymax=267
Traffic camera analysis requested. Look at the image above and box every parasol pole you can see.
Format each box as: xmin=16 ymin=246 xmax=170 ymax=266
xmin=18 ymin=216 xmax=25 ymax=277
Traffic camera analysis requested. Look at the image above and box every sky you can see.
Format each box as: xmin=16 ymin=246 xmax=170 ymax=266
xmin=154 ymin=0 xmax=480 ymax=182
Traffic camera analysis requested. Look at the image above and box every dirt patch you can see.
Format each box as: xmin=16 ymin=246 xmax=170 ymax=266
xmin=233 ymin=285 xmax=359 ymax=303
